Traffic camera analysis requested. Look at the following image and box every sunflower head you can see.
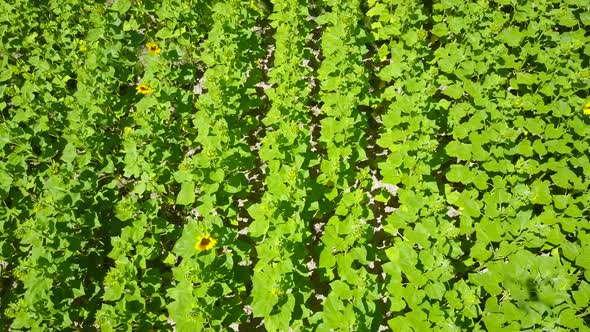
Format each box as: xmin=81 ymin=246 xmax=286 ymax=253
xmin=146 ymin=42 xmax=161 ymax=55
xmin=195 ymin=234 xmax=216 ymax=252
xmin=584 ymin=102 xmax=590 ymax=115
xmin=136 ymin=84 xmax=154 ymax=95
xmin=78 ymin=40 xmax=87 ymax=52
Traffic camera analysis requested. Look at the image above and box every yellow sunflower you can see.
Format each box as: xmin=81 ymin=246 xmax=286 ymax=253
xmin=136 ymin=83 xmax=154 ymax=95
xmin=78 ymin=40 xmax=87 ymax=52
xmin=195 ymin=234 xmax=216 ymax=252
xmin=584 ymin=102 xmax=590 ymax=115
xmin=146 ymin=41 xmax=161 ymax=55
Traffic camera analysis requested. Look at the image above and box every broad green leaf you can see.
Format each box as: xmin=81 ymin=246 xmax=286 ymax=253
xmin=530 ymin=180 xmax=551 ymax=205
xmin=442 ymin=84 xmax=464 ymax=99
xmin=111 ymin=0 xmax=131 ymax=13
xmin=432 ymin=23 xmax=448 ymax=37
xmin=248 ymin=217 xmax=269 ymax=237
xmin=445 ymin=141 xmax=471 ymax=160
xmin=61 ymin=143 xmax=77 ymax=163
xmin=477 ymin=217 xmax=504 ymax=242
xmin=176 ymin=181 xmax=196 ymax=205
xmin=499 ymin=27 xmax=524 ymax=47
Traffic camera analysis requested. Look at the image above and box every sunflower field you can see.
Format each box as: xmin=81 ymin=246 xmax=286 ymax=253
xmin=1 ymin=0 xmax=590 ymax=331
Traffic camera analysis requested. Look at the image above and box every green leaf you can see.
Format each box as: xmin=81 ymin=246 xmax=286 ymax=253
xmin=424 ymin=282 xmax=446 ymax=301
xmin=470 ymin=242 xmax=492 ymax=261
xmin=532 ymin=140 xmax=547 ymax=156
xmin=331 ymin=280 xmax=353 ymax=300
xmin=248 ymin=216 xmax=269 ymax=237
xmin=515 ymin=72 xmax=537 ymax=85
xmin=477 ymin=217 xmax=504 ymax=242
xmin=463 ymin=196 xmax=482 ymax=218
xmin=0 ymin=167 xmax=13 ymax=196
xmin=559 ymin=308 xmax=584 ymax=329
xmin=61 ymin=143 xmax=77 ymax=163
xmin=529 ymin=180 xmax=551 ymax=205
xmin=514 ymin=139 xmax=533 ymax=157
xmin=499 ymin=27 xmax=524 ymax=47
xmin=322 ymin=294 xmax=354 ymax=330
xmin=176 ymin=181 xmax=196 ymax=205
xmin=445 ymin=141 xmax=471 ymax=160
xmin=389 ymin=294 xmax=406 ymax=312
xmin=111 ymin=0 xmax=131 ymax=13
xmin=551 ymin=168 xmax=577 ymax=189
xmin=135 ymin=95 xmax=158 ymax=113
xmin=560 ymin=242 xmax=579 ymax=261
xmin=442 ymin=84 xmax=464 ymax=99
xmin=573 ymin=281 xmax=590 ymax=307
xmin=265 ymin=294 xmax=295 ymax=332
xmin=446 ymin=164 xmax=469 ymax=183
xmin=379 ymin=62 xmax=404 ymax=81
xmin=247 ymin=203 xmax=265 ymax=221
xmin=432 ymin=23 xmax=448 ymax=37
xmin=251 ymin=269 xmax=278 ymax=318
xmin=155 ymin=27 xmax=175 ymax=39
xmin=558 ymin=11 xmax=577 ymax=27
xmin=224 ymin=173 xmax=246 ymax=194
xmin=103 ymin=282 xmax=123 ymax=301
xmin=319 ymin=247 xmax=336 ymax=270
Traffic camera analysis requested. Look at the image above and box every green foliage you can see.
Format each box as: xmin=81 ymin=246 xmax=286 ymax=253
xmin=1 ymin=0 xmax=589 ymax=331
